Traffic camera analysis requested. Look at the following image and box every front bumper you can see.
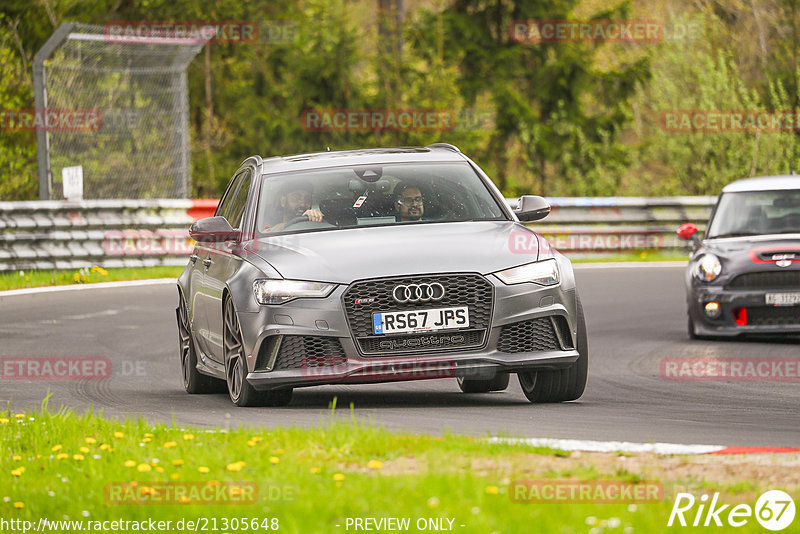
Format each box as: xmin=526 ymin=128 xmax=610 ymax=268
xmin=689 ymin=285 xmax=800 ymax=337
xmin=237 ymin=273 xmax=580 ymax=391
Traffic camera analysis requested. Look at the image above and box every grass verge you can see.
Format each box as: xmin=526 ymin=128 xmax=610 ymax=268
xmin=0 ymin=266 xmax=183 ymax=291
xmin=1 ymin=401 xmax=794 ymax=533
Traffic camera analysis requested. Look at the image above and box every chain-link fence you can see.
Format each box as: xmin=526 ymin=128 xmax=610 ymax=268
xmin=33 ymin=22 xmax=205 ymax=200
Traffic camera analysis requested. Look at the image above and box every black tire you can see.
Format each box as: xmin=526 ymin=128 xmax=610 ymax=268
xmin=457 ymin=373 xmax=510 ymax=393
xmin=518 ymin=294 xmax=588 ymax=403
xmin=177 ymin=292 xmax=225 ymax=394
xmin=223 ymin=296 xmax=294 ymax=407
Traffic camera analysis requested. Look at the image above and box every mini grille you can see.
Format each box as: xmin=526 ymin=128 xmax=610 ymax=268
xmin=497 ymin=317 xmax=562 ymax=353
xmin=273 ymin=336 xmax=346 ymax=370
xmin=746 ymin=307 xmax=800 ymax=326
xmin=728 ymin=271 xmax=800 ymax=289
xmin=342 ymin=273 xmax=493 ymax=355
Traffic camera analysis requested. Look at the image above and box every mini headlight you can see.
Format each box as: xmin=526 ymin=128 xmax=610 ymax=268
xmin=695 ymin=254 xmax=722 ymax=282
xmin=253 ymin=279 xmax=336 ymax=305
xmin=495 ymin=259 xmax=560 ymax=286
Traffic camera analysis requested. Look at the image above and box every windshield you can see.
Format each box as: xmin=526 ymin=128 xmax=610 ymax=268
xmin=256 ymin=162 xmax=506 ymax=235
xmin=706 ymin=189 xmax=800 ymax=238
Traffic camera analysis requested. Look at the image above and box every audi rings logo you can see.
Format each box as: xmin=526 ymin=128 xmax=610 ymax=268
xmin=392 ymin=283 xmax=446 ymax=303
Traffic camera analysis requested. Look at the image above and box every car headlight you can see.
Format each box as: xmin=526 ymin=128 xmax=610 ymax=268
xmin=695 ymin=253 xmax=722 ymax=282
xmin=253 ymin=279 xmax=336 ymax=305
xmin=494 ymin=259 xmax=560 ymax=286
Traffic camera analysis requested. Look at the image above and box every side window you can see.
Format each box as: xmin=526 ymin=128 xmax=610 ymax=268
xmin=227 ymin=170 xmax=252 ymax=229
xmin=215 ymin=170 xmax=246 ymax=219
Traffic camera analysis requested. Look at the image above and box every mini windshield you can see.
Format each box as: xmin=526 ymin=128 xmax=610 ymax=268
xmin=706 ymin=189 xmax=800 ymax=238
xmin=256 ymin=162 xmax=506 ymax=235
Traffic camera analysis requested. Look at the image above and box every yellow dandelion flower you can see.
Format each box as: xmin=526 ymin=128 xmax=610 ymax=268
xmin=170 ymin=473 xmax=181 ymax=480
xmin=137 ymin=463 xmax=151 ymax=472
xmin=99 ymin=444 xmax=109 ymax=451
xmin=140 ymin=486 xmax=155 ymax=496
xmin=124 ymin=460 xmax=136 ymax=468
xmin=12 ymin=456 xmax=21 ymax=461
xmin=367 ymin=460 xmax=383 ymax=470
xmin=15 ymin=414 xmax=24 ymax=419
xmin=183 ymin=434 xmax=194 ymax=441
xmin=333 ymin=473 xmax=345 ymax=481
xmin=251 ymin=436 xmax=263 ymax=442
xmin=13 ymin=502 xmax=24 ymax=509
xmin=142 ymin=438 xmax=151 ymax=443
xmin=51 ymin=445 xmax=62 ymax=452
xmin=310 ymin=467 xmax=321 ymax=474
xmin=178 ymin=496 xmax=190 ymax=503
xmin=73 ymin=454 xmax=84 ymax=461
xmin=485 ymin=486 xmax=499 ymax=495
xmin=85 ymin=437 xmax=96 ymax=444
xmin=198 ymin=466 xmax=210 ymax=474
xmin=144 ymin=433 xmax=153 ymax=438
xmin=113 ymin=432 xmax=124 ymax=438
xmin=246 ymin=440 xmax=256 ymax=447
xmin=155 ymin=466 xmax=164 ymax=473
xmin=172 ymin=459 xmax=185 ymax=467
xmin=11 ymin=467 xmax=25 ymax=477
xmin=79 ymin=447 xmax=89 ymax=454
xmin=277 ymin=448 xmax=285 ymax=455
xmin=230 ymin=486 xmax=243 ymax=496
xmin=226 ymin=461 xmax=246 ymax=472
xmin=269 ymin=457 xmax=279 ymax=465
xmin=0 ymin=418 xmax=9 ymax=424
xmin=35 ymin=454 xmax=41 ymax=459
xmin=163 ymin=441 xmax=177 ymax=449
xmin=56 ymin=453 xmax=68 ymax=460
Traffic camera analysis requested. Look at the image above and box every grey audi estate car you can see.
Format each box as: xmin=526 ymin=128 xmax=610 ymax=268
xmin=176 ymin=144 xmax=588 ymax=406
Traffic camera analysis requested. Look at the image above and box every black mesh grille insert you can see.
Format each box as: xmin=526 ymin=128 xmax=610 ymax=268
xmin=497 ymin=317 xmax=562 ymax=353
xmin=273 ymin=336 xmax=346 ymax=370
xmin=342 ymin=273 xmax=493 ymax=355
xmin=728 ymin=271 xmax=800 ymax=289
xmin=746 ymin=307 xmax=800 ymax=326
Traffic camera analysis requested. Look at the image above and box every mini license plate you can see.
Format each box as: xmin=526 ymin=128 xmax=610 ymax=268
xmin=765 ymin=292 xmax=800 ymax=306
xmin=372 ymin=306 xmax=469 ymax=335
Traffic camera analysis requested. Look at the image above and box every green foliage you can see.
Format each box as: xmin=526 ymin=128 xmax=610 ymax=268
xmin=1 ymin=0 xmax=800 ymax=199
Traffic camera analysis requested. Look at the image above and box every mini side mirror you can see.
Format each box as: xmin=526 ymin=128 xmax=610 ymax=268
xmin=677 ymin=223 xmax=700 ymax=243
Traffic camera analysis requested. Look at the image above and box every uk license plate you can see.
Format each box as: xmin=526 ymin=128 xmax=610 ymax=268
xmin=765 ymin=292 xmax=800 ymax=306
xmin=372 ymin=306 xmax=469 ymax=335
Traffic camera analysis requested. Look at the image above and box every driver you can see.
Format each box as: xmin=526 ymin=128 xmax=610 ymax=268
xmin=267 ymin=181 xmax=324 ymax=232
xmin=394 ymin=182 xmax=425 ymax=222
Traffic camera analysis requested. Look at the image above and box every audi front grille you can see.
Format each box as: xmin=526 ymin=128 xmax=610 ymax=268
xmin=342 ymin=273 xmax=493 ymax=356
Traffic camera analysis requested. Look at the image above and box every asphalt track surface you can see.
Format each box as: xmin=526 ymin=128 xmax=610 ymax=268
xmin=1 ymin=264 xmax=799 ymax=447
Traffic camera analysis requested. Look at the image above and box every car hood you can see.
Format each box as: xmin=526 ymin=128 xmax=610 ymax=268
xmin=246 ymin=221 xmax=540 ymax=283
xmin=696 ymin=234 xmax=800 ymax=277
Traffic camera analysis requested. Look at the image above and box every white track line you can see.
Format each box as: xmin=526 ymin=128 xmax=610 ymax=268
xmin=0 ymin=278 xmax=176 ymax=297
xmin=488 ymin=437 xmax=724 ymax=455
xmin=573 ymin=261 xmax=687 ymax=269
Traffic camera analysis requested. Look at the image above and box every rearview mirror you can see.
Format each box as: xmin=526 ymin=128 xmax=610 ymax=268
xmin=514 ymin=195 xmax=551 ymax=222
xmin=189 ymin=216 xmax=241 ymax=243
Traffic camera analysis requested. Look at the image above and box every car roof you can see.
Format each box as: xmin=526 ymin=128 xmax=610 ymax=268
xmin=257 ymin=145 xmax=467 ymax=174
xmin=722 ymin=175 xmax=800 ymax=193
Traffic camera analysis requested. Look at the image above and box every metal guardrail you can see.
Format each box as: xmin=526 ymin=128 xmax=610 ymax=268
xmin=0 ymin=197 xmax=716 ymax=272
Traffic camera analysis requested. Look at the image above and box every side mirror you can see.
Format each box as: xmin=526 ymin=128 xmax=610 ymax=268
xmin=514 ymin=195 xmax=551 ymax=222
xmin=189 ymin=216 xmax=241 ymax=243
xmin=677 ymin=223 xmax=700 ymax=244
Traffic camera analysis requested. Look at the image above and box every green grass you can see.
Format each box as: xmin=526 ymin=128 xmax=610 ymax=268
xmin=572 ymin=251 xmax=689 ymax=263
xmin=0 ymin=266 xmax=184 ymax=291
xmin=0 ymin=401 xmax=785 ymax=533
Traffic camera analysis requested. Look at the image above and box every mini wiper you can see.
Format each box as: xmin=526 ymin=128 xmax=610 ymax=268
xmin=707 ymin=232 xmax=761 ymax=238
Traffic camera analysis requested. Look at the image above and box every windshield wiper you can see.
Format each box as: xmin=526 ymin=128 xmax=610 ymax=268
xmin=707 ymin=232 xmax=762 ymax=239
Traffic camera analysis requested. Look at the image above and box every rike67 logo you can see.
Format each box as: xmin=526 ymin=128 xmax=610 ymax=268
xmin=668 ymin=490 xmax=795 ymax=531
